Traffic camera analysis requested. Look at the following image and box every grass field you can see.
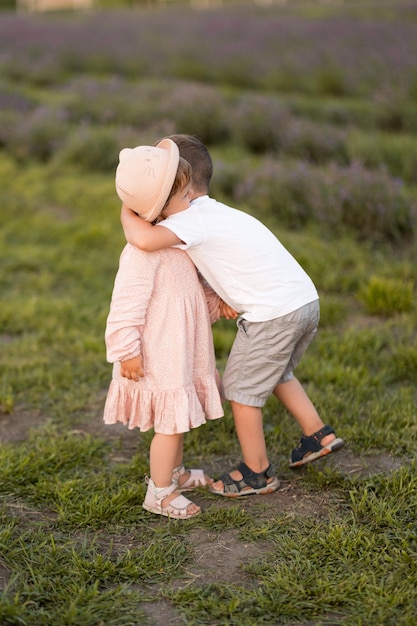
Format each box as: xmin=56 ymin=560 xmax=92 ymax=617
xmin=1 ymin=1 xmax=417 ymax=624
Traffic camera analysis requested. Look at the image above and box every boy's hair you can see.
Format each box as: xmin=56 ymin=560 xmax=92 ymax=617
xmin=163 ymin=156 xmax=191 ymax=208
xmin=165 ymin=134 xmax=213 ymax=194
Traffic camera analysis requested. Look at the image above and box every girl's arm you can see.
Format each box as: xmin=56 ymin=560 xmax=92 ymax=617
xmin=105 ymin=246 xmax=154 ymax=369
xmin=121 ymin=205 xmax=181 ymax=251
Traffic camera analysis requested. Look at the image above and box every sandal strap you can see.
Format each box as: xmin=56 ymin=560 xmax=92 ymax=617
xmin=291 ymin=424 xmax=335 ymax=463
xmin=172 ymin=465 xmax=185 ymax=482
xmin=309 ymin=425 xmax=335 ymax=442
xmin=152 ymin=480 xmax=177 ymax=505
xmin=220 ymin=471 xmax=241 ymax=494
xmin=166 ymin=493 xmax=194 ymax=513
xmin=220 ymin=462 xmax=276 ymax=494
xmin=173 ymin=466 xmax=207 ymax=489
xmin=238 ymin=462 xmax=275 ymax=488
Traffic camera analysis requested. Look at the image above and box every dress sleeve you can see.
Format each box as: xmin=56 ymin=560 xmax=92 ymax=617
xmin=105 ymin=245 xmax=155 ymax=363
xmin=198 ymin=273 xmax=221 ymax=324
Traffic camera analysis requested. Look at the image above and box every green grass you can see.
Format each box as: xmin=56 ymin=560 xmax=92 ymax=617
xmin=1 ymin=150 xmax=416 ymax=624
xmin=1 ymin=2 xmax=417 ymax=625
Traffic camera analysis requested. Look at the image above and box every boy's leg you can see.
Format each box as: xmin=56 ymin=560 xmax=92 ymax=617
xmin=275 ymin=377 xmax=344 ymax=467
xmin=210 ymin=401 xmax=275 ymax=493
xmin=273 ymin=377 xmax=335 ymax=446
xmin=230 ymin=402 xmax=269 ymax=474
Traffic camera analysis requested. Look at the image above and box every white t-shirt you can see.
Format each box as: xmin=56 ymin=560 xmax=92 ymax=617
xmin=161 ymin=195 xmax=318 ymax=322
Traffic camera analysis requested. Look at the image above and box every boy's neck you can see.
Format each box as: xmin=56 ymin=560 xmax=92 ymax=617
xmin=191 ymin=192 xmax=208 ymax=201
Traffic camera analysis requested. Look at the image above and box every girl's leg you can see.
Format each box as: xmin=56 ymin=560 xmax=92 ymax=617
xmin=273 ymin=377 xmax=335 ymax=446
xmin=149 ymin=433 xmax=200 ymax=514
xmin=172 ymin=433 xmax=185 ymax=473
xmin=170 ymin=434 xmax=213 ymax=490
xmin=150 ymin=432 xmax=183 ymax=487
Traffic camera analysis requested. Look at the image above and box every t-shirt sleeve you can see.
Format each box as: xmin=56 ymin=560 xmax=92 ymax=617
xmin=159 ymin=209 xmax=204 ymax=249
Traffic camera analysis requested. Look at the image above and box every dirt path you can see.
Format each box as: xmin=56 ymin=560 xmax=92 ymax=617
xmin=0 ymin=407 xmax=403 ymax=625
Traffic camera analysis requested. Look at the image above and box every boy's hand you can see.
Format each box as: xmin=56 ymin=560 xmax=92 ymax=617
xmin=220 ymin=300 xmax=238 ymax=320
xmin=121 ymin=355 xmax=144 ymax=381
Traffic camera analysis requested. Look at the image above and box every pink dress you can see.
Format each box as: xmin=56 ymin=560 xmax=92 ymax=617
xmin=103 ymin=244 xmax=224 ymax=434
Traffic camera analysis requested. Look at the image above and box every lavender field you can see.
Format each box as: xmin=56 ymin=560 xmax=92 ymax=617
xmin=1 ymin=2 xmax=417 ymax=239
xmin=1 ymin=3 xmax=417 ymax=97
xmin=1 ymin=3 xmax=417 ymax=626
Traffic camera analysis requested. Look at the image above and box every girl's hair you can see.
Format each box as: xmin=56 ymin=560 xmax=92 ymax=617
xmin=166 ymin=134 xmax=213 ymax=193
xmin=156 ymin=157 xmax=191 ymax=219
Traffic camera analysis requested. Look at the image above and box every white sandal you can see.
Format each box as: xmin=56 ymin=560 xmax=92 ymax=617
xmin=172 ymin=465 xmax=212 ymax=492
xmin=143 ymin=478 xmax=201 ymax=519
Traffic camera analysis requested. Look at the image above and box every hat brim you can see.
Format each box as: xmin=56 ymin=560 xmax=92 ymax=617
xmin=144 ymin=138 xmax=179 ymax=222
xmin=115 ymin=138 xmax=179 ymax=222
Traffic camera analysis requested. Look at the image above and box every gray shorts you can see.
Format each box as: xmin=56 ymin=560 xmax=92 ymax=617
xmin=223 ymin=300 xmax=320 ymax=408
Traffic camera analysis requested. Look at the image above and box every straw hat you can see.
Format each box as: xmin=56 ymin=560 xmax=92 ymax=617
xmin=115 ymin=138 xmax=179 ymax=222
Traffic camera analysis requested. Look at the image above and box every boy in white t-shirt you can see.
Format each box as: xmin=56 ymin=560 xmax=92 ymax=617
xmin=120 ymin=134 xmax=344 ymax=497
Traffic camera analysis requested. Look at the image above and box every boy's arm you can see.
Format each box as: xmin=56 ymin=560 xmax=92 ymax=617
xmin=121 ymin=205 xmax=182 ymax=251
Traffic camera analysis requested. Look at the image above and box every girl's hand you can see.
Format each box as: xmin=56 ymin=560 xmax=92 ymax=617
xmin=121 ymin=355 xmax=144 ymax=381
xmin=220 ymin=300 xmax=239 ymax=320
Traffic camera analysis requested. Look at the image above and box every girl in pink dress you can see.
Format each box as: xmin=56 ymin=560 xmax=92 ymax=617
xmin=103 ymin=139 xmax=226 ymax=519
